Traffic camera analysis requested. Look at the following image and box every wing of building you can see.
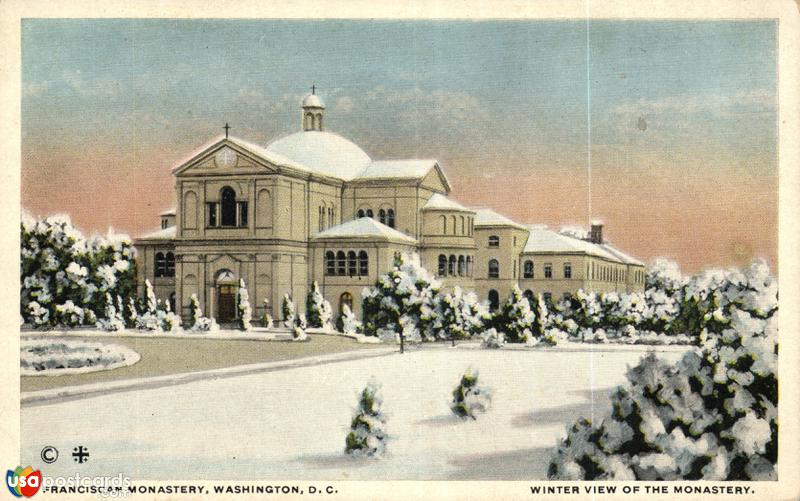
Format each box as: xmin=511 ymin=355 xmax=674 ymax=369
xmin=134 ymin=92 xmax=645 ymax=322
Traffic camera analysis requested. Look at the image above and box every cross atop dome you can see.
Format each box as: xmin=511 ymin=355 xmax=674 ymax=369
xmin=301 ymin=86 xmax=325 ymax=131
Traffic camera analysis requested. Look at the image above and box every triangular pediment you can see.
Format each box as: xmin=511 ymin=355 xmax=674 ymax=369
xmin=419 ymin=162 xmax=451 ymax=194
xmin=172 ymin=136 xmax=283 ymax=177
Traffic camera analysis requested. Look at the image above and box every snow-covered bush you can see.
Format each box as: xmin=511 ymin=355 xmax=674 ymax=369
xmin=480 ymin=328 xmax=505 ymax=349
xmin=158 ymin=300 xmax=182 ymax=333
xmin=189 ymin=293 xmax=219 ymax=332
xmin=237 ymin=279 xmax=252 ymax=331
xmin=451 ymin=368 xmax=492 ymax=420
xmin=20 ymin=214 xmax=137 ymax=328
xmin=281 ymin=294 xmax=296 ymax=329
xmin=361 ymin=253 xmax=440 ymax=342
xmin=425 ymin=287 xmax=490 ymax=342
xmin=135 ymin=280 xmax=161 ymax=331
xmin=262 ymin=312 xmax=274 ymax=329
xmin=345 ymin=381 xmax=388 ymax=457
xmin=306 ymin=281 xmax=333 ymax=329
xmin=97 ymin=293 xmax=125 ymax=331
xmin=548 ymin=266 xmax=778 ymax=480
xmin=341 ymin=304 xmax=362 ymax=335
xmin=493 ymin=286 xmax=536 ymax=343
xmin=293 ymin=325 xmax=308 ymax=341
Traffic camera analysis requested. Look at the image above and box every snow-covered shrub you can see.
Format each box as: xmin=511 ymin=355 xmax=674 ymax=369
xmin=158 ymin=300 xmax=182 ymax=333
xmin=237 ymin=279 xmax=252 ymax=331
xmin=53 ymin=300 xmax=85 ymax=327
xmin=480 ymin=328 xmax=505 ymax=349
xmin=20 ymin=214 xmax=137 ymax=328
xmin=281 ymin=294 xmax=296 ymax=329
xmin=306 ymin=281 xmax=333 ymax=329
xmin=647 ymin=258 xmax=685 ymax=296
xmin=345 ymin=381 xmax=388 ymax=457
xmin=135 ymin=280 xmax=161 ymax=331
xmin=548 ymin=277 xmax=778 ymax=480
xmin=27 ymin=301 xmax=50 ymax=327
xmin=361 ymin=253 xmax=440 ymax=342
xmin=493 ymin=286 xmax=536 ymax=343
xmin=425 ymin=287 xmax=490 ymax=342
xmin=189 ymin=293 xmax=219 ymax=332
xmin=293 ymin=325 xmax=308 ymax=341
xmin=451 ymin=368 xmax=492 ymax=419
xmin=97 ymin=293 xmax=125 ymax=331
xmin=341 ymin=304 xmax=363 ymax=335
xmin=262 ymin=312 xmax=274 ymax=329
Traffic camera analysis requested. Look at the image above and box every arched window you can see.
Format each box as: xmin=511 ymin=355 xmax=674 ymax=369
xmin=357 ymin=209 xmax=365 ymax=218
xmin=220 ymin=187 xmax=237 ymax=227
xmin=438 ymin=254 xmax=447 ymax=276
xmin=387 ymin=209 xmax=395 ymax=228
xmin=458 ymin=255 xmax=465 ymax=276
xmin=523 ymin=289 xmax=534 ymax=303
xmin=523 ymin=260 xmax=533 ymax=278
xmin=488 ymin=289 xmax=500 ymax=311
xmin=169 ymin=292 xmax=176 ymax=313
xmin=366 ymin=209 xmax=373 ymax=218
xmin=451 ymin=216 xmax=457 ymax=235
xmin=488 ymin=235 xmax=500 ymax=247
xmin=460 ymin=216 xmax=465 ymax=235
xmin=336 ymin=251 xmax=346 ymax=276
xmin=316 ymin=113 xmax=323 ymax=130
xmin=320 ymin=206 xmax=326 ymax=230
xmin=165 ymin=252 xmax=176 ymax=277
xmin=325 ymin=251 xmax=335 ymax=276
xmin=339 ymin=292 xmax=353 ymax=314
xmin=348 ymin=251 xmax=357 ymax=276
xmin=305 ymin=113 xmax=313 ymax=130
xmin=448 ymin=255 xmax=456 ymax=276
xmin=358 ymin=251 xmax=368 ymax=276
xmin=441 ymin=215 xmax=447 ymax=234
xmin=155 ymin=252 xmax=166 ymax=277
xmin=488 ymin=259 xmax=499 ymax=278
xmin=378 ymin=209 xmax=386 ymax=225
xmin=466 ymin=256 xmax=472 ymax=277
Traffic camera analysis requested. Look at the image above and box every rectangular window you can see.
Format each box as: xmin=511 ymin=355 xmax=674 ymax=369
xmin=238 ymin=201 xmax=248 ymax=227
xmin=564 ymin=263 xmax=572 ymax=279
xmin=544 ymin=263 xmax=552 ymax=279
xmin=488 ymin=235 xmax=500 ymax=247
xmin=207 ymin=203 xmax=217 ymax=227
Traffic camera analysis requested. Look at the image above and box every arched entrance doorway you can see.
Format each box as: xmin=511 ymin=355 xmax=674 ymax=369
xmin=216 ymin=269 xmax=238 ymax=323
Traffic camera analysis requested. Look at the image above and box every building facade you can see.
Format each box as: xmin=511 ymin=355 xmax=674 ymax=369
xmin=134 ymin=92 xmax=645 ymax=323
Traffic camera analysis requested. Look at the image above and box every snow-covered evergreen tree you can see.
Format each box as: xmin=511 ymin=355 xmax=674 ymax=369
xmin=281 ymin=293 xmax=296 ymax=328
xmin=97 ymin=293 xmax=125 ymax=331
xmin=345 ymin=381 xmax=388 ymax=457
xmin=340 ymin=304 xmax=363 ymax=335
xmin=548 ymin=261 xmax=778 ymax=480
xmin=451 ymin=368 xmax=492 ymax=419
xmin=189 ymin=293 xmax=219 ymax=332
xmin=361 ymin=253 xmax=439 ymax=344
xmin=237 ymin=279 xmax=252 ymax=331
xmin=480 ymin=328 xmax=505 ymax=349
xmin=426 ymin=287 xmax=490 ymax=343
xmin=158 ymin=299 xmax=182 ymax=333
xmin=306 ymin=281 xmax=333 ymax=329
xmin=135 ymin=280 xmax=161 ymax=331
xmin=493 ymin=286 xmax=535 ymax=343
xmin=531 ymin=293 xmax=552 ymax=343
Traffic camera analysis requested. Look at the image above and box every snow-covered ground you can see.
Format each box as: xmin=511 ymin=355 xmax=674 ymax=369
xmin=21 ymin=345 xmax=688 ymax=480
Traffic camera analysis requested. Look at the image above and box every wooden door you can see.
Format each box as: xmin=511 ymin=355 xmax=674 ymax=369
xmin=218 ymin=285 xmax=236 ymax=323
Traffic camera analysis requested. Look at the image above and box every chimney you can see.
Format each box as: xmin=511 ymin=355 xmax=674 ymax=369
xmin=590 ymin=222 xmax=603 ymax=244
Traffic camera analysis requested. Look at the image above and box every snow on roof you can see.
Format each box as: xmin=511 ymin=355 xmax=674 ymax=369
xmin=356 ymin=159 xmax=437 ymax=180
xmin=266 ymin=130 xmax=372 ymax=180
xmin=312 ymin=217 xmax=417 ymax=244
xmin=422 ymin=193 xmax=473 ymax=212
xmin=473 ymin=208 xmax=526 ymax=230
xmin=302 ymin=93 xmax=325 ymax=108
xmin=159 ymin=208 xmax=176 ymax=216
xmin=137 ymin=226 xmax=176 ymax=240
xmin=522 ymin=225 xmax=633 ymax=263
xmin=599 ymin=244 xmax=645 ymax=266
xmin=171 ymin=135 xmax=308 ymax=174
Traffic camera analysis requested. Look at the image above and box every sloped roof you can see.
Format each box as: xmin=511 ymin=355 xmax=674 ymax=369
xmin=159 ymin=208 xmax=176 ymax=216
xmin=137 ymin=226 xmax=176 ymax=241
xmin=522 ymin=225 xmax=628 ymax=263
xmin=473 ymin=208 xmax=526 ymax=230
xmin=171 ymin=135 xmax=309 ymax=175
xmin=312 ymin=217 xmax=417 ymax=244
xmin=357 ymin=159 xmax=436 ymax=180
xmin=422 ymin=193 xmax=473 ymax=212
xmin=599 ymin=244 xmax=645 ymax=266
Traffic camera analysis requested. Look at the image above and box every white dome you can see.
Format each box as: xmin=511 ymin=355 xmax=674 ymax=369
xmin=302 ymin=93 xmax=325 ymax=108
xmin=266 ymin=131 xmax=371 ymax=180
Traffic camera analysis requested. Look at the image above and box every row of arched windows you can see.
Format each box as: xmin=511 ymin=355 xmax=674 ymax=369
xmin=440 ymin=215 xmax=473 ymax=236
xmin=325 ymin=250 xmax=369 ymax=277
xmin=437 ymin=254 xmax=473 ymax=277
xmin=155 ymin=252 xmax=175 ymax=278
xmin=357 ymin=208 xmax=395 ymax=228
